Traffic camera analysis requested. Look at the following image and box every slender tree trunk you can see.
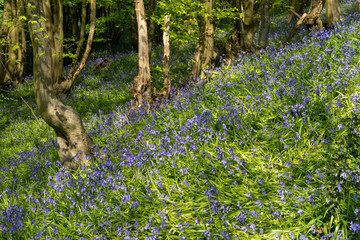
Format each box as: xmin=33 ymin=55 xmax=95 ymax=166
xmin=54 ymin=0 xmax=96 ymax=96
xmin=70 ymin=6 xmax=79 ymax=39
xmin=0 ymin=0 xmax=11 ymax=88
xmin=147 ymin=0 xmax=156 ymax=63
xmin=130 ymin=10 xmax=138 ymax=52
xmin=104 ymin=6 xmax=113 ymax=55
xmin=201 ymin=0 xmax=214 ymax=79
xmin=43 ymin=0 xmax=64 ymax=85
xmin=325 ymin=0 xmax=342 ymax=26
xmin=130 ymin=0 xmax=153 ymax=111
xmin=243 ymin=0 xmax=260 ymax=51
xmin=190 ymin=0 xmax=214 ymax=82
xmin=358 ymin=0 xmax=360 ymax=13
xmin=190 ymin=25 xmax=204 ymax=82
xmin=26 ymin=0 xmax=94 ymax=171
xmin=6 ymin=0 xmax=19 ymax=83
xmin=258 ymin=0 xmax=270 ymax=49
xmin=19 ymin=0 xmax=26 ymax=78
xmin=154 ymin=15 xmax=171 ymax=99
xmin=0 ymin=0 xmax=26 ymax=87
xmin=66 ymin=0 xmax=87 ymax=78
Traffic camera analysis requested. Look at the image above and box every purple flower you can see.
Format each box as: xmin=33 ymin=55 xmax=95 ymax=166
xmin=297 ymin=209 xmax=304 ymax=216
xmin=354 ymin=193 xmax=359 ymax=201
xmin=350 ymin=221 xmax=360 ymax=235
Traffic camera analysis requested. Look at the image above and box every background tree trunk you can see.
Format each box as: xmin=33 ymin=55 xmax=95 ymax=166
xmin=326 ymin=0 xmax=342 ymax=26
xmin=154 ymin=15 xmax=171 ymax=99
xmin=130 ymin=0 xmax=153 ymax=111
xmin=258 ymin=0 xmax=270 ymax=49
xmin=147 ymin=0 xmax=156 ymax=63
xmin=130 ymin=10 xmax=138 ymax=52
xmin=0 ymin=0 xmax=11 ymax=88
xmin=190 ymin=0 xmax=214 ymax=82
xmin=243 ymin=0 xmax=260 ymax=51
xmin=54 ymin=0 xmax=96 ymax=97
xmin=0 ymin=0 xmax=27 ymax=88
xmin=26 ymin=0 xmax=94 ymax=171
xmin=43 ymin=0 xmax=64 ymax=85
xmin=70 ymin=6 xmax=79 ymax=40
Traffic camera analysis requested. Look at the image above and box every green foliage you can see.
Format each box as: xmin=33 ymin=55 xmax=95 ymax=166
xmin=0 ymin=0 xmax=3 ymax=20
xmin=153 ymin=0 xmax=238 ymax=46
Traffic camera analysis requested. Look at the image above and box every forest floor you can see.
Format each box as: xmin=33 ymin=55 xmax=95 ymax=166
xmin=1 ymin=0 xmax=360 ymax=239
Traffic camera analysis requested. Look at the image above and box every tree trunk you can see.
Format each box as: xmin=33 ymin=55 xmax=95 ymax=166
xmin=43 ymin=0 xmax=64 ymax=85
xmin=53 ymin=0 xmax=96 ymax=97
xmin=67 ymin=0 xmax=87 ymax=78
xmin=258 ymin=0 xmax=270 ymax=49
xmin=26 ymin=0 xmax=94 ymax=171
xmin=104 ymin=6 xmax=114 ymax=55
xmin=281 ymin=0 xmax=324 ymax=47
xmin=304 ymin=0 xmax=324 ymax=31
xmin=0 ymin=0 xmax=26 ymax=88
xmin=70 ymin=6 xmax=79 ymax=39
xmin=325 ymin=0 xmax=342 ymax=26
xmin=358 ymin=0 xmax=360 ymax=13
xmin=154 ymin=15 xmax=171 ymax=99
xmin=147 ymin=0 xmax=155 ymax=63
xmin=243 ymin=0 xmax=260 ymax=51
xmin=130 ymin=0 xmax=153 ymax=111
xmin=190 ymin=0 xmax=214 ymax=82
xmin=130 ymin=10 xmax=138 ymax=52
xmin=0 ymin=0 xmax=11 ymax=88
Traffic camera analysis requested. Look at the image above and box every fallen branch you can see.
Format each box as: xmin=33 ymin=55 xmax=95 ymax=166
xmin=0 ymin=89 xmax=42 ymax=126
xmin=290 ymin=8 xmax=301 ymax=19
xmin=280 ymin=13 xmax=307 ymax=48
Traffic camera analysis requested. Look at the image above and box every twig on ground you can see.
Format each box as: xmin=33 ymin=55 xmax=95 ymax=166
xmin=0 ymin=89 xmax=42 ymax=126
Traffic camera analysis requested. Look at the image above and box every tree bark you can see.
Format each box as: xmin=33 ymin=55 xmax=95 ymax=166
xmin=26 ymin=0 xmax=94 ymax=171
xmin=130 ymin=10 xmax=138 ymax=52
xmin=54 ymin=0 xmax=96 ymax=96
xmin=130 ymin=0 xmax=153 ymax=111
xmin=0 ymin=0 xmax=11 ymax=88
xmin=243 ymin=0 xmax=260 ymax=51
xmin=0 ymin=0 xmax=26 ymax=88
xmin=325 ymin=0 xmax=342 ymax=26
xmin=43 ymin=0 xmax=64 ymax=85
xmin=258 ymin=0 xmax=270 ymax=49
xmin=281 ymin=0 xmax=324 ymax=47
xmin=67 ymin=0 xmax=87 ymax=77
xmin=70 ymin=5 xmax=79 ymax=39
xmin=190 ymin=0 xmax=214 ymax=82
xmin=154 ymin=15 xmax=171 ymax=99
xmin=147 ymin=0 xmax=156 ymax=63
xmin=304 ymin=0 xmax=324 ymax=31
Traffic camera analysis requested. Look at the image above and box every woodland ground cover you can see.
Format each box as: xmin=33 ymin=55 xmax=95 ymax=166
xmin=1 ymin=1 xmax=360 ymax=239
